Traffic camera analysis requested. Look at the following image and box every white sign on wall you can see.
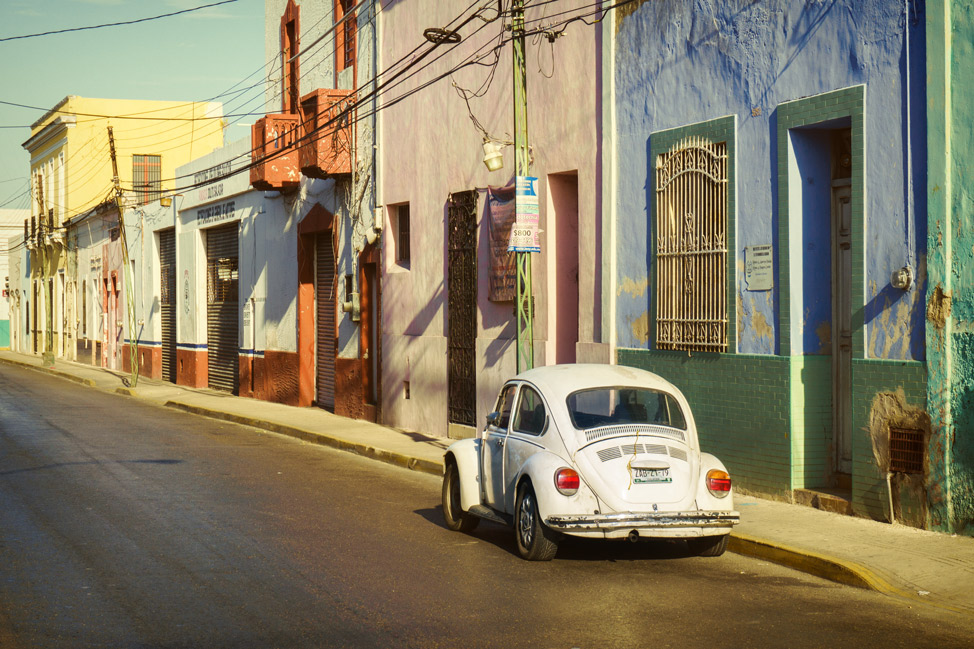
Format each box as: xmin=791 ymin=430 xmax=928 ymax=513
xmin=745 ymin=244 xmax=774 ymax=291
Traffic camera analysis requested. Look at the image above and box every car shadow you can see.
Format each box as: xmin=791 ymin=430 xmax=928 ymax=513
xmin=417 ymin=506 xmax=702 ymax=561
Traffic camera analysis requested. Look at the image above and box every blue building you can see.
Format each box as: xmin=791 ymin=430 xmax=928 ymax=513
xmin=610 ymin=1 xmax=929 ymax=525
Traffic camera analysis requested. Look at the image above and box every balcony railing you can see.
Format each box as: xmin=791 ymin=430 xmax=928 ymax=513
xmin=299 ymin=89 xmax=354 ymax=179
xmin=250 ymin=114 xmax=301 ymax=191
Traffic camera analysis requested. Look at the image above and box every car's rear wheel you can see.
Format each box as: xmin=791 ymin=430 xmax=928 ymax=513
xmin=442 ymin=461 xmax=479 ymax=533
xmin=514 ymin=483 xmax=559 ymax=561
xmin=687 ymin=533 xmax=729 ymax=557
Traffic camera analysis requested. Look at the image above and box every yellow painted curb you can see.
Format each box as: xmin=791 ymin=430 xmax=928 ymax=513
xmin=729 ymin=533 xmax=969 ymax=615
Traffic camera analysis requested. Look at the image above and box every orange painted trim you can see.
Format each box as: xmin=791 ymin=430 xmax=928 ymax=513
xmin=176 ymin=347 xmax=208 ymax=388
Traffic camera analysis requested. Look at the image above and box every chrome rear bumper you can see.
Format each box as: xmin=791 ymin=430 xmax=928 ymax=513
xmin=545 ymin=510 xmax=740 ymax=531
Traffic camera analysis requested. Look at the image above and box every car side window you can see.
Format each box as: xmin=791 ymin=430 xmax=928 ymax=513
xmin=493 ymin=384 xmax=517 ymax=431
xmin=512 ymin=386 xmax=547 ymax=436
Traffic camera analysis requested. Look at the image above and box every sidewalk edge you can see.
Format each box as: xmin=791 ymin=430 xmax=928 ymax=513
xmin=0 ymin=356 xmax=95 ymax=387
xmin=727 ymin=533 xmax=969 ymax=614
xmin=165 ymin=401 xmax=444 ymax=477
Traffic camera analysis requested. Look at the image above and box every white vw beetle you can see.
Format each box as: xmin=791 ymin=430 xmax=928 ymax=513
xmin=442 ymin=364 xmax=740 ymax=560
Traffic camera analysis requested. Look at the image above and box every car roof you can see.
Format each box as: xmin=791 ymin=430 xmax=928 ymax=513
xmin=512 ymin=364 xmax=682 ymax=403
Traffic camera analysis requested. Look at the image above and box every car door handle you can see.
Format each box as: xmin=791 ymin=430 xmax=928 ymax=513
xmin=494 ymin=438 xmax=505 ymax=448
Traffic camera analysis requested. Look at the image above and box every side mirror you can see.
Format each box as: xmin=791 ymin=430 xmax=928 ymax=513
xmin=486 ymin=411 xmax=500 ymax=427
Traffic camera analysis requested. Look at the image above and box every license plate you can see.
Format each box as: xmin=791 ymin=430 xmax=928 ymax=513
xmin=632 ymin=468 xmax=671 ymax=484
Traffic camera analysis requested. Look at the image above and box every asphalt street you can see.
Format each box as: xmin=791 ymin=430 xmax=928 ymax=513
xmin=1 ymin=364 xmax=972 ymax=649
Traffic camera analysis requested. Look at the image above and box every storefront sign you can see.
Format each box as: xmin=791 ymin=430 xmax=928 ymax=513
xmin=745 ymin=244 xmax=774 ymax=291
xmin=197 ymin=200 xmax=236 ymax=226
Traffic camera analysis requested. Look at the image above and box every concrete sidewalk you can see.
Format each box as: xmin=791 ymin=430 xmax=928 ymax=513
xmin=2 ymin=350 xmax=973 ymax=617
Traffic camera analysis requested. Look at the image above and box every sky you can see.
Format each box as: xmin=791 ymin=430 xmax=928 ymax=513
xmin=0 ymin=0 xmax=266 ymax=212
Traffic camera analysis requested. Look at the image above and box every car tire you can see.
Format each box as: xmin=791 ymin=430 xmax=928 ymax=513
xmin=514 ymin=483 xmax=559 ymax=561
xmin=442 ymin=461 xmax=479 ymax=533
xmin=688 ymin=534 xmax=729 ymax=557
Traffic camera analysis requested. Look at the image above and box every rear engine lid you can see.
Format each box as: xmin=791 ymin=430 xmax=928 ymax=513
xmin=576 ymin=434 xmax=697 ymax=508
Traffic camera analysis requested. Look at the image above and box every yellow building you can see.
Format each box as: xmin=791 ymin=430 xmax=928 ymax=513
xmin=20 ymin=95 xmax=224 ymax=362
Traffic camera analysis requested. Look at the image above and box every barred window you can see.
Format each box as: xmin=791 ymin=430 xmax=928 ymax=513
xmin=396 ymin=203 xmax=410 ymax=265
xmin=336 ymin=0 xmax=356 ymax=72
xmin=654 ymin=136 xmax=728 ymax=352
xmin=133 ymin=154 xmax=162 ymax=205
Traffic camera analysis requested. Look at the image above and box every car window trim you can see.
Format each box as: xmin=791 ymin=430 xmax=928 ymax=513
xmin=565 ymin=385 xmax=689 ymax=432
xmin=511 ymin=383 xmax=549 ymax=438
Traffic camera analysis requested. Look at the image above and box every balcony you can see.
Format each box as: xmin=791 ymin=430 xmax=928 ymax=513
xmin=250 ymin=114 xmax=301 ymax=191
xmin=299 ymin=89 xmax=354 ymax=179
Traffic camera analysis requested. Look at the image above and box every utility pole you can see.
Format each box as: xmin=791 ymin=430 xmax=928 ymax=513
xmin=108 ymin=127 xmax=140 ymax=387
xmin=512 ymin=0 xmax=534 ymax=373
xmin=37 ymin=175 xmax=55 ymax=366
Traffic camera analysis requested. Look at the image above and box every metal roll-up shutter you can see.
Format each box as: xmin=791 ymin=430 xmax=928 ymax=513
xmin=315 ymin=230 xmax=335 ymax=410
xmin=206 ymin=223 xmax=239 ymax=393
xmin=159 ymin=229 xmax=176 ymax=383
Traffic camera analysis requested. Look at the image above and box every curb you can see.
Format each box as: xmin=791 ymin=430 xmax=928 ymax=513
xmin=164 ymin=401 xmax=444 ymax=477
xmin=728 ymin=533 xmax=888 ymax=590
xmin=728 ymin=533 xmax=971 ymax=615
xmin=0 ymin=356 xmax=96 ymax=388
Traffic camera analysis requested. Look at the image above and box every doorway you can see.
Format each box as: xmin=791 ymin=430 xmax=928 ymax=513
xmin=359 ymin=246 xmax=379 ymax=411
xmin=447 ymin=190 xmax=478 ymax=427
xmin=547 ymin=172 xmax=579 ymax=364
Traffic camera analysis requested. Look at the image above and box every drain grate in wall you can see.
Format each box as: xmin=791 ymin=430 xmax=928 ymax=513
xmin=889 ymin=427 xmax=924 ymax=474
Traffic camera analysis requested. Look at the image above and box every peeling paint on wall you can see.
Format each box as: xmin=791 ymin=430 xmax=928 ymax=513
xmin=927 ymin=283 xmax=953 ymax=330
xmin=816 ymin=321 xmax=831 ymax=354
xmin=618 ymin=276 xmax=649 ymax=298
xmin=867 ymin=389 xmax=932 ymax=528
xmin=866 ymin=258 xmax=929 ymax=360
xmin=629 ymin=311 xmax=650 ymax=345
xmin=615 ymin=0 xmax=652 ymax=30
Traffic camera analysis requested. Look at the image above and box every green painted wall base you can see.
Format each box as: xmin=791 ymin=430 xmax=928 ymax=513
xmin=619 ymin=350 xmax=927 ymax=525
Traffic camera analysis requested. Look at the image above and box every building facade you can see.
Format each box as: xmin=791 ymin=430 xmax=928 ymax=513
xmin=18 ymin=96 xmax=224 ymax=367
xmin=926 ymin=0 xmax=974 ymax=535
xmin=251 ymin=0 xmax=380 ymax=418
xmin=609 ymin=1 xmax=940 ymax=527
xmin=376 ymin=0 xmax=609 ymax=438
xmin=0 ymin=209 xmax=28 ymax=348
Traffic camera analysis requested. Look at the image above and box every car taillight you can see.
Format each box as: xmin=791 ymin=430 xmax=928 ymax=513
xmin=706 ymin=469 xmax=732 ymax=498
xmin=555 ymin=468 xmax=580 ymax=496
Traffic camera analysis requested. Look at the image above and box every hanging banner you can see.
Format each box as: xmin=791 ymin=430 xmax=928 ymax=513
xmin=508 ymin=176 xmax=540 ymax=253
xmin=488 ymin=184 xmax=517 ymax=302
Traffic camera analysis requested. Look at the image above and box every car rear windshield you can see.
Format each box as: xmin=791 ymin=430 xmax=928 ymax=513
xmin=567 ymin=387 xmax=687 ymax=431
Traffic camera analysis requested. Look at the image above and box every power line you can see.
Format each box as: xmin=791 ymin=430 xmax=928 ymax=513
xmin=0 ymin=0 xmax=240 ymax=43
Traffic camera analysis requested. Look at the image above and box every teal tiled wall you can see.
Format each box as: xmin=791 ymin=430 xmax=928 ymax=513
xmin=618 ymin=349 xmax=792 ymax=497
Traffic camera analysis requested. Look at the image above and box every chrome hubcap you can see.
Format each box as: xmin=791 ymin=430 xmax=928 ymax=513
xmin=519 ymin=492 xmax=535 ymax=547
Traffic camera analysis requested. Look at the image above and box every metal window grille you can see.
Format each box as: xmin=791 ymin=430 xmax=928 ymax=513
xmin=133 ymin=154 xmax=162 ymax=205
xmin=447 ymin=190 xmax=478 ymax=426
xmin=655 ymin=136 xmax=728 ymax=352
xmin=160 ymin=264 xmax=175 ymax=305
xmin=339 ymin=0 xmax=355 ymax=70
xmin=397 ymin=204 xmax=410 ymax=263
xmin=889 ymin=427 xmax=924 ymax=474
xmin=207 ymin=257 xmax=238 ymax=304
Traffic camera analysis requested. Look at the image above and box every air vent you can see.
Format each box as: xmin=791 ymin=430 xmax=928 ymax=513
xmin=597 ymin=447 xmax=623 ymax=462
xmin=643 ymin=443 xmax=668 ymax=455
xmin=621 ymin=444 xmax=642 ymax=455
xmin=889 ymin=427 xmax=924 ymax=474
xmin=668 ymin=447 xmax=688 ymax=462
xmin=585 ymin=424 xmax=686 ymax=443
